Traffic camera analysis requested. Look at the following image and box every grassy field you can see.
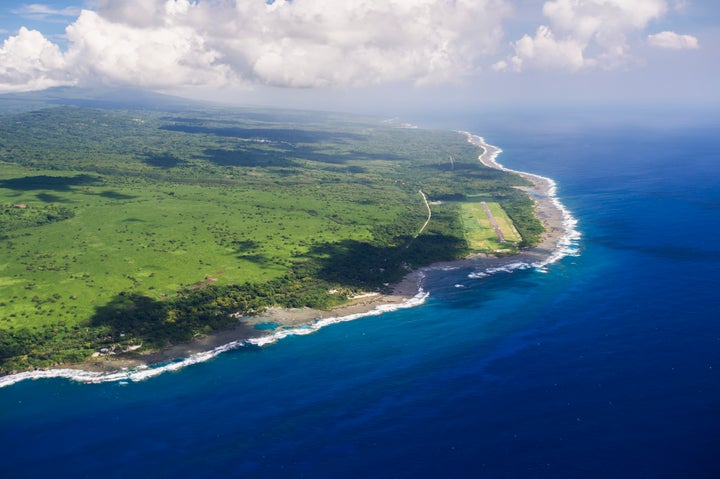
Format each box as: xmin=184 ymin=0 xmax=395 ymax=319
xmin=0 ymin=164 xmax=407 ymax=330
xmin=459 ymin=201 xmax=522 ymax=253
xmin=0 ymin=101 xmax=543 ymax=372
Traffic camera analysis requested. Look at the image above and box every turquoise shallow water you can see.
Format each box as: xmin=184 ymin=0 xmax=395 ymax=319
xmin=2 ymin=109 xmax=719 ymax=478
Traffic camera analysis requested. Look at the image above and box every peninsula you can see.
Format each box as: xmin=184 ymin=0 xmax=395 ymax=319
xmin=0 ymin=90 xmax=557 ymax=377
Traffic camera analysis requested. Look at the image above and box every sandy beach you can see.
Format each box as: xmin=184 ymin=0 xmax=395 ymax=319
xmin=68 ymin=133 xmax=574 ymax=375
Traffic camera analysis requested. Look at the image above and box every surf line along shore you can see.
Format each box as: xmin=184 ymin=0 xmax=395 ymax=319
xmin=392 ymin=132 xmax=579 ymax=293
xmin=0 ymin=133 xmax=579 ymax=387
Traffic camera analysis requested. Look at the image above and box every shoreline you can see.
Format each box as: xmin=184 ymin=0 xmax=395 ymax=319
xmin=76 ymin=292 xmax=420 ymax=374
xmin=392 ymin=132 xmax=579 ymax=290
xmin=0 ymin=133 xmax=579 ymax=388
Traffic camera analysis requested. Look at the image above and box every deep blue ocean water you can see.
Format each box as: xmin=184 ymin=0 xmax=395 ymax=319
xmin=2 ymin=109 xmax=719 ymax=478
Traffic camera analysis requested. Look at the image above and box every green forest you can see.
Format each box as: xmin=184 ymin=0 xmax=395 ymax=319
xmin=0 ymin=100 xmax=542 ymax=373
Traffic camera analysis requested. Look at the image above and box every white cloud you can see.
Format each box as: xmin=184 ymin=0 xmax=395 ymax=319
xmin=0 ymin=27 xmax=73 ymax=92
xmin=195 ymin=0 xmax=513 ymax=88
xmin=92 ymin=0 xmax=171 ymax=28
xmin=63 ymin=9 xmax=234 ymax=89
xmin=12 ymin=3 xmax=82 ymax=21
xmin=499 ymin=0 xmax=671 ymax=72
xmin=496 ymin=25 xmax=587 ymax=72
xmin=0 ymin=0 xmax=515 ymax=93
xmin=648 ymin=31 xmax=699 ymax=49
xmin=0 ymin=0 xmax=704 ymax=94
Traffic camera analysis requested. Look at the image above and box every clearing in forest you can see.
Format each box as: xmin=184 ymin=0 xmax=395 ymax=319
xmin=460 ymin=201 xmax=521 ymax=253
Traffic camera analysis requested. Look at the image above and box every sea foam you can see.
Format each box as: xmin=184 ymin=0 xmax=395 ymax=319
xmin=0 ymin=290 xmax=429 ymax=388
xmin=1 ymin=131 xmax=579 ymax=388
xmin=462 ymin=133 xmax=581 ymax=279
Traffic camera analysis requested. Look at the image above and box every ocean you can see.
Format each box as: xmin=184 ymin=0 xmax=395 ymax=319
xmin=1 ymin=108 xmax=719 ymax=478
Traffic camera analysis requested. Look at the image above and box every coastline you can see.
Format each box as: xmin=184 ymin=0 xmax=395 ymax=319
xmin=77 ymin=292 xmax=420 ymax=374
xmin=391 ymin=132 xmax=579 ymax=291
xmin=0 ymin=133 xmax=579 ymax=388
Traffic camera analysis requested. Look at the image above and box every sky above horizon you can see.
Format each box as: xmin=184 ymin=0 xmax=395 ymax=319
xmin=0 ymin=1 xmax=717 ymax=114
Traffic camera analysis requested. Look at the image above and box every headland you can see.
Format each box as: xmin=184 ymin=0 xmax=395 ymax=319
xmin=0 ymin=133 xmax=579 ymax=388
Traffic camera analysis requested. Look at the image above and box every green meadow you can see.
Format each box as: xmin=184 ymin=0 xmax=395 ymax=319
xmin=0 ymin=102 xmax=542 ymax=372
xmin=460 ymin=201 xmax=522 ymax=253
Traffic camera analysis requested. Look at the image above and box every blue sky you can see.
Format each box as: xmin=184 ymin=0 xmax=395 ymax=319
xmin=0 ymin=1 xmax=717 ymax=113
xmin=0 ymin=1 xmax=79 ymax=38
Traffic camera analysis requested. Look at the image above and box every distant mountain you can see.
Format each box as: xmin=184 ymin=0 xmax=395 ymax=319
xmin=0 ymin=86 xmax=209 ymax=113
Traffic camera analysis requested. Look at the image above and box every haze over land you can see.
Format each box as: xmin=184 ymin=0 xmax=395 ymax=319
xmin=0 ymin=0 xmax=717 ymax=113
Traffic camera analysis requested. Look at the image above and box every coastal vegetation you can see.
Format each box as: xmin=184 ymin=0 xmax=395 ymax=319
xmin=0 ymin=99 xmax=542 ymax=373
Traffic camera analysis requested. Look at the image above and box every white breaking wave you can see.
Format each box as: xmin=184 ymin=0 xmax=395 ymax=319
xmin=467 ymin=272 xmax=488 ymax=279
xmin=246 ymin=290 xmax=429 ymax=348
xmin=1 ymin=130 xmax=580 ymax=389
xmin=461 ymin=132 xmax=581 ymax=280
xmin=0 ymin=290 xmax=429 ymax=388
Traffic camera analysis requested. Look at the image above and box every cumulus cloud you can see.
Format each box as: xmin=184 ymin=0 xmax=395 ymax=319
xmin=93 ymin=0 xmax=173 ymax=28
xmin=648 ymin=31 xmax=699 ymax=49
xmin=63 ymin=9 xmax=234 ymax=88
xmin=0 ymin=27 xmax=73 ymax=92
xmin=0 ymin=0 xmax=703 ymax=93
xmin=0 ymin=0 xmax=514 ymax=93
xmin=494 ymin=25 xmax=587 ymax=72
xmin=193 ymin=0 xmax=512 ymax=88
xmin=498 ymin=0 xmax=671 ymax=72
